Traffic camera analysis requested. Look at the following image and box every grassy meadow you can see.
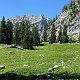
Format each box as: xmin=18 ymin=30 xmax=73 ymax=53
xmin=0 ymin=43 xmax=80 ymax=79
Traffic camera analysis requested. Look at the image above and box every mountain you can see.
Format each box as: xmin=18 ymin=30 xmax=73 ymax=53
xmin=54 ymin=0 xmax=80 ymax=41
xmin=11 ymin=14 xmax=51 ymax=33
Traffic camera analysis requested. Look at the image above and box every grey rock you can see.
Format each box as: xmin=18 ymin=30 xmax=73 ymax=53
xmin=10 ymin=44 xmax=17 ymax=48
xmin=0 ymin=65 xmax=5 ymax=69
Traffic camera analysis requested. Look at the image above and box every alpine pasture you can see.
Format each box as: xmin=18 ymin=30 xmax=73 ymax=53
xmin=0 ymin=43 xmax=80 ymax=79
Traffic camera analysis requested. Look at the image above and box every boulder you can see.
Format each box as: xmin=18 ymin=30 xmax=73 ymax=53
xmin=53 ymin=65 xmax=60 ymax=70
xmin=10 ymin=44 xmax=17 ymax=48
xmin=48 ymin=68 xmax=53 ymax=72
xmin=0 ymin=65 xmax=5 ymax=69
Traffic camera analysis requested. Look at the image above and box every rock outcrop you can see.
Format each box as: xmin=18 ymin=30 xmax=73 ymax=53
xmin=54 ymin=0 xmax=80 ymax=41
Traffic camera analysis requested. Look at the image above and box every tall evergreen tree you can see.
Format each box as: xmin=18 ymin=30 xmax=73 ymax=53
xmin=62 ymin=5 xmax=68 ymax=12
xmin=78 ymin=32 xmax=80 ymax=43
xmin=19 ymin=20 xmax=25 ymax=46
xmin=22 ymin=20 xmax=33 ymax=49
xmin=13 ymin=22 xmax=20 ymax=45
xmin=32 ymin=25 xmax=40 ymax=46
xmin=0 ymin=25 xmax=1 ymax=43
xmin=49 ymin=22 xmax=56 ymax=44
xmin=57 ymin=26 xmax=62 ymax=42
xmin=1 ymin=16 xmax=7 ymax=44
xmin=63 ymin=25 xmax=68 ymax=43
xmin=57 ymin=25 xmax=68 ymax=43
xmin=42 ymin=26 xmax=47 ymax=42
xmin=6 ymin=19 xmax=13 ymax=44
xmin=14 ymin=18 xmax=33 ymax=49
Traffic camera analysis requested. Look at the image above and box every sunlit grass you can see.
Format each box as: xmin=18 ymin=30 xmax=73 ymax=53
xmin=0 ymin=43 xmax=80 ymax=76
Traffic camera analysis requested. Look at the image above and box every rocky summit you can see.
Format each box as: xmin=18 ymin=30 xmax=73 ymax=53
xmin=11 ymin=14 xmax=51 ymax=33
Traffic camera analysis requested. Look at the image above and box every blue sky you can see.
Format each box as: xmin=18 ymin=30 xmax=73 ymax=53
xmin=0 ymin=0 xmax=71 ymax=20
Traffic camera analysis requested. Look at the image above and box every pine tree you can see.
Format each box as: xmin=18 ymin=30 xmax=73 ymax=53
xmin=0 ymin=25 xmax=1 ymax=43
xmin=57 ymin=25 xmax=68 ymax=43
xmin=49 ymin=22 xmax=56 ymax=44
xmin=78 ymin=32 xmax=80 ymax=43
xmin=14 ymin=18 xmax=33 ymax=49
xmin=32 ymin=24 xmax=40 ymax=46
xmin=62 ymin=5 xmax=68 ymax=12
xmin=42 ymin=26 xmax=47 ymax=42
xmin=13 ymin=22 xmax=20 ymax=45
xmin=19 ymin=20 xmax=25 ymax=46
xmin=63 ymin=25 xmax=68 ymax=43
xmin=22 ymin=20 xmax=33 ymax=49
xmin=1 ymin=16 xmax=7 ymax=44
xmin=6 ymin=19 xmax=13 ymax=44
xmin=57 ymin=26 xmax=62 ymax=43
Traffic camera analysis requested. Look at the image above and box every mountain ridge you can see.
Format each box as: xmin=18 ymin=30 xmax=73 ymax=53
xmin=54 ymin=0 xmax=80 ymax=41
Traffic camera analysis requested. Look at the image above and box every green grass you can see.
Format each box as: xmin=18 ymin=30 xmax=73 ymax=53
xmin=0 ymin=43 xmax=80 ymax=79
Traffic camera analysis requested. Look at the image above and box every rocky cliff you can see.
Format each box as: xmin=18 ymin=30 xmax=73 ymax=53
xmin=54 ymin=0 xmax=80 ymax=41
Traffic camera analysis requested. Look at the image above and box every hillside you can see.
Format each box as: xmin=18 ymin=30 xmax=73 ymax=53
xmin=54 ymin=0 xmax=80 ymax=41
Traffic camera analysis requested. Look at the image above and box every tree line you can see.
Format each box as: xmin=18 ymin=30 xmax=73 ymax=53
xmin=0 ymin=16 xmax=13 ymax=44
xmin=0 ymin=16 xmax=69 ymax=49
xmin=0 ymin=16 xmax=40 ymax=49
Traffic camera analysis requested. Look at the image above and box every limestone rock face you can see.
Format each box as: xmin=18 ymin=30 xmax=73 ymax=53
xmin=11 ymin=14 xmax=51 ymax=33
xmin=54 ymin=0 xmax=80 ymax=41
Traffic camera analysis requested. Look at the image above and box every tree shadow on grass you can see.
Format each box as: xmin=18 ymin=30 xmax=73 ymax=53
xmin=38 ymin=43 xmax=45 ymax=46
xmin=15 ymin=43 xmax=45 ymax=50
xmin=0 ymin=71 xmax=80 ymax=80
xmin=55 ymin=71 xmax=80 ymax=79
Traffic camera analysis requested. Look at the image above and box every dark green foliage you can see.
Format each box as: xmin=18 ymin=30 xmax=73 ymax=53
xmin=0 ymin=26 xmax=1 ymax=43
xmin=55 ymin=16 xmax=58 ymax=20
xmin=22 ymin=21 xmax=33 ymax=49
xmin=32 ymin=25 xmax=40 ymax=46
xmin=63 ymin=25 xmax=68 ymax=43
xmin=19 ymin=19 xmax=34 ymax=49
xmin=13 ymin=19 xmax=34 ymax=49
xmin=69 ymin=0 xmax=79 ymax=19
xmin=78 ymin=32 xmax=80 ymax=43
xmin=60 ymin=35 xmax=66 ymax=44
xmin=49 ymin=22 xmax=56 ymax=44
xmin=57 ymin=27 xmax=62 ymax=42
xmin=62 ymin=5 xmax=68 ymax=12
xmin=78 ymin=0 xmax=80 ymax=4
xmin=0 ymin=17 xmax=13 ymax=44
xmin=42 ymin=26 xmax=47 ymax=42
xmin=13 ymin=22 xmax=20 ymax=45
xmin=19 ymin=20 xmax=26 ymax=46
xmin=57 ymin=25 xmax=68 ymax=43
xmin=6 ymin=19 xmax=13 ymax=44
xmin=1 ymin=16 xmax=7 ymax=44
xmin=22 ymin=33 xmax=33 ymax=49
